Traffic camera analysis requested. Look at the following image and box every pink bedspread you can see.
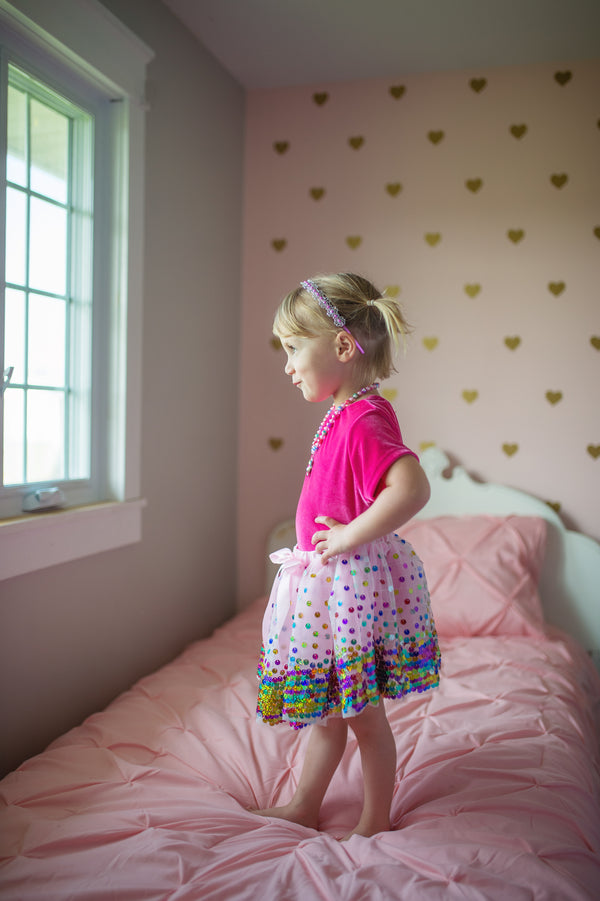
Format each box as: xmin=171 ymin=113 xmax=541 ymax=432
xmin=1 ymin=597 xmax=599 ymax=900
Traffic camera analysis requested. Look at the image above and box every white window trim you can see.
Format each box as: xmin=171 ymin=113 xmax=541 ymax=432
xmin=0 ymin=0 xmax=153 ymax=581
xmin=0 ymin=498 xmax=147 ymax=580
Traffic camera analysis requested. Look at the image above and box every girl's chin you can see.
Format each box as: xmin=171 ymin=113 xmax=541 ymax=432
xmin=297 ymin=383 xmax=334 ymax=403
xmin=304 ymin=391 xmax=330 ymax=403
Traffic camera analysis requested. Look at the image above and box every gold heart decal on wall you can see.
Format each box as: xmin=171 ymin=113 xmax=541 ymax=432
xmin=348 ymin=136 xmax=364 ymax=149
xmin=425 ymin=233 xmax=441 ymax=246
xmin=271 ymin=239 xmax=287 ymax=252
xmin=550 ymin=173 xmax=568 ymax=188
xmin=548 ymin=281 xmax=565 ymax=296
xmin=510 ymin=124 xmax=528 ymax=139
xmin=595 ymin=227 xmax=600 ymax=240
xmin=554 ymin=71 xmax=572 ymax=86
xmin=587 ymin=445 xmax=600 ymax=459
xmin=389 ymin=85 xmax=406 ymax=99
xmin=545 ymin=391 xmax=563 ymax=405
xmin=346 ymin=235 xmax=362 ymax=249
xmin=462 ymin=390 xmax=479 ymax=403
xmin=465 ymin=178 xmax=483 ymax=192
xmin=386 ymin=182 xmax=402 ymax=196
xmin=273 ymin=141 xmax=289 ymax=154
xmin=313 ymin=92 xmax=329 ymax=105
xmin=270 ymin=337 xmax=282 ymax=350
xmin=427 ymin=130 xmax=444 ymax=144
xmin=504 ymin=336 xmax=521 ymax=350
xmin=423 ymin=337 xmax=439 ymax=350
xmin=309 ymin=187 xmax=325 ymax=200
xmin=269 ymin=437 xmax=284 ymax=451
xmin=383 ymin=285 xmax=400 ymax=297
xmin=464 ymin=283 xmax=481 ymax=298
xmin=591 ymin=336 xmax=600 ymax=350
xmin=382 ymin=388 xmax=398 ymax=402
xmin=507 ymin=229 xmax=525 ymax=243
xmin=470 ymin=77 xmax=487 ymax=93
xmin=502 ymin=443 xmax=519 ymax=457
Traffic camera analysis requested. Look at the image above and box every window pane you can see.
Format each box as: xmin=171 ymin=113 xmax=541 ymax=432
xmin=30 ymin=99 xmax=69 ymax=204
xmin=7 ymin=84 xmax=27 ymax=187
xmin=28 ymin=294 xmax=66 ymax=387
xmin=29 ymin=196 xmax=67 ymax=295
xmin=26 ymin=389 xmax=65 ymax=482
xmin=3 ymin=388 xmax=25 ymax=486
xmin=5 ymin=187 xmax=27 ymax=286
xmin=4 ymin=288 xmax=26 ymax=384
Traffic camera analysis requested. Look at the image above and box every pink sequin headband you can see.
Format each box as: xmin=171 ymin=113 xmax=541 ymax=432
xmin=300 ymin=279 xmax=365 ymax=354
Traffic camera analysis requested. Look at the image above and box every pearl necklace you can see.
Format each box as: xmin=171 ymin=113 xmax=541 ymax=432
xmin=306 ymin=383 xmax=380 ymax=475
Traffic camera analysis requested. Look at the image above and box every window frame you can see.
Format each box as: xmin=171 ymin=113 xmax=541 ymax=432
xmin=3 ymin=59 xmax=100 ymax=503
xmin=0 ymin=0 xmax=152 ymax=581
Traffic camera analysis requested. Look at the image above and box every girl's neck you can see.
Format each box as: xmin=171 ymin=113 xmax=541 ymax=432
xmin=332 ymin=382 xmax=379 ymax=405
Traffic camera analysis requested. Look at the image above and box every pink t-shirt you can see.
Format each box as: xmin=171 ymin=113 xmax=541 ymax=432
xmin=295 ymin=395 xmax=417 ymax=550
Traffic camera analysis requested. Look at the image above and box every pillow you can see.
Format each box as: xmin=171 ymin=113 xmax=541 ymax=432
xmin=399 ymin=515 xmax=547 ymax=637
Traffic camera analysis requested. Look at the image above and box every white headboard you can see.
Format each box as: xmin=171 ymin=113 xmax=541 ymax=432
xmin=265 ymin=447 xmax=600 ymax=663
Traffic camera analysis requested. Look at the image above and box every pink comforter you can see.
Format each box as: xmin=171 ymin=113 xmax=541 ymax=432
xmin=1 ymin=597 xmax=599 ymax=900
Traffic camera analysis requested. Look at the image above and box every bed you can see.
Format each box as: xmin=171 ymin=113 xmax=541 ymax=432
xmin=1 ymin=447 xmax=599 ymax=900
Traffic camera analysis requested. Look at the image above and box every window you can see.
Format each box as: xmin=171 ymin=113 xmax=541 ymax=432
xmin=0 ymin=0 xmax=153 ymax=579
xmin=4 ymin=63 xmax=96 ymax=500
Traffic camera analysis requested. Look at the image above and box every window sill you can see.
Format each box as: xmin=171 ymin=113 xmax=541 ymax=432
xmin=0 ymin=498 xmax=146 ymax=581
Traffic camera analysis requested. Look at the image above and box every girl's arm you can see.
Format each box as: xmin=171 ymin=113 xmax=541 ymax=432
xmin=311 ymin=454 xmax=430 ymax=564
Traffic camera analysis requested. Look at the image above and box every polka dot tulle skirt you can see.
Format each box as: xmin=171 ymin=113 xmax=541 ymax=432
xmin=256 ymin=533 xmax=441 ymax=728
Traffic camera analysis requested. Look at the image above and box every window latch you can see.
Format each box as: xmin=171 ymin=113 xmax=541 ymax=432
xmin=2 ymin=366 xmax=13 ymax=395
xmin=22 ymin=487 xmax=66 ymax=512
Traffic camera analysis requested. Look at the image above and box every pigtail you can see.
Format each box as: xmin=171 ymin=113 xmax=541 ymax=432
xmin=341 ymin=277 xmax=411 ymax=380
xmin=369 ymin=292 xmax=411 ymax=353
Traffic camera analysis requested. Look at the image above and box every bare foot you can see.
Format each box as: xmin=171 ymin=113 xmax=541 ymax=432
xmin=250 ymin=803 xmax=319 ymax=830
xmin=340 ymin=819 xmax=391 ymax=841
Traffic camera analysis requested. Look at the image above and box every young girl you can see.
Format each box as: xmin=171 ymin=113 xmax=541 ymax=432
xmin=255 ymin=273 xmax=441 ymax=839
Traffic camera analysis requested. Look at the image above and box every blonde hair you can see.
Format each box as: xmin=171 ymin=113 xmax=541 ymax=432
xmin=273 ymin=273 xmax=411 ymax=383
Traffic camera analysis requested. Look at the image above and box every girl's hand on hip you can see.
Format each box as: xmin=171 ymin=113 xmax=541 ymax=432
xmin=312 ymin=516 xmax=352 ymax=564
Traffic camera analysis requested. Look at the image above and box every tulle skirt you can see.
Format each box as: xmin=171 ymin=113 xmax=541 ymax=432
xmin=256 ymin=532 xmax=441 ymax=728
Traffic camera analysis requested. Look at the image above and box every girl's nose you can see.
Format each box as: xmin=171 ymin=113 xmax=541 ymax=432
xmin=284 ymin=358 xmax=293 ymax=375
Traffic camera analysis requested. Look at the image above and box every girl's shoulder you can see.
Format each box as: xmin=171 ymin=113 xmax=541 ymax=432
xmin=344 ymin=394 xmax=402 ymax=437
xmin=347 ymin=394 xmax=397 ymax=422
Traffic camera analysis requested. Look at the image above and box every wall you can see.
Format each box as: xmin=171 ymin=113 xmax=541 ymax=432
xmin=238 ymin=59 xmax=600 ymax=607
xmin=0 ymin=0 xmax=244 ymax=776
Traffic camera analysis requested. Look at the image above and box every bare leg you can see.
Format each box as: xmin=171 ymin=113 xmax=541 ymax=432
xmin=253 ymin=716 xmax=348 ymax=829
xmin=343 ymin=701 xmax=397 ymax=839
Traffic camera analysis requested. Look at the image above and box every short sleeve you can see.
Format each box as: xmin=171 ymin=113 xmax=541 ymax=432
xmin=347 ymin=402 xmax=417 ymax=503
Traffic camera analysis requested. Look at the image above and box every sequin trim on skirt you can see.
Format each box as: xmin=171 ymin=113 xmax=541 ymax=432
xmin=256 ymin=532 xmax=441 ymax=728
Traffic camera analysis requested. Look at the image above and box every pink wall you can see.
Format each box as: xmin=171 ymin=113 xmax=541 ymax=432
xmin=238 ymin=59 xmax=600 ymax=607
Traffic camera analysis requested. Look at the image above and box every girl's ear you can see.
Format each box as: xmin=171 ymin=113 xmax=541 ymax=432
xmin=335 ymin=329 xmax=358 ymax=361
